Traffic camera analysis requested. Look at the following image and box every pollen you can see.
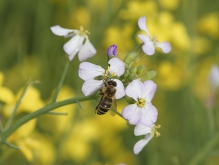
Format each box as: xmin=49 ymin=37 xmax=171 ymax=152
xmin=79 ymin=26 xmax=90 ymax=36
xmin=151 ymin=125 xmax=161 ymax=137
xmin=136 ymin=98 xmax=146 ymax=107
xmin=104 ymin=66 xmax=117 ymax=78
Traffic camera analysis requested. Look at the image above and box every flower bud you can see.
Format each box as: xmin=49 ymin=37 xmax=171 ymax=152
xmin=128 ymin=73 xmax=137 ymax=81
xmin=124 ymin=52 xmax=138 ymax=65
xmin=107 ymin=44 xmax=118 ymax=58
xmin=136 ymin=65 xmax=146 ymax=75
xmin=131 ymin=66 xmax=138 ymax=73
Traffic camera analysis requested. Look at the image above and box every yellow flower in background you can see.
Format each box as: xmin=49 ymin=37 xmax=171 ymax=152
xmin=158 ymin=0 xmax=180 ymax=10
xmin=119 ymin=1 xmax=158 ymax=20
xmin=103 ymin=24 xmax=134 ymax=58
xmin=61 ymin=118 xmax=100 ymax=163
xmin=156 ymin=60 xmax=187 ymax=90
xmin=8 ymin=119 xmax=36 ymax=142
xmin=0 ymin=72 xmax=14 ymax=104
xmin=38 ymin=86 xmax=76 ymax=139
xmin=198 ymin=12 xmax=219 ymax=39
xmin=3 ymin=85 xmax=45 ymax=117
xmin=17 ymin=132 xmax=55 ymax=165
xmin=192 ymin=36 xmax=212 ymax=56
xmin=70 ymin=7 xmax=90 ymax=28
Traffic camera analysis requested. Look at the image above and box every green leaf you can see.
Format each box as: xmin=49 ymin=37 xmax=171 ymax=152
xmin=76 ymin=100 xmax=84 ymax=110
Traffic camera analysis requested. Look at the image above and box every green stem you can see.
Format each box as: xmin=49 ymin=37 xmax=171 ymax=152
xmin=52 ymin=60 xmax=69 ymax=103
xmin=187 ymin=132 xmax=219 ymax=165
xmin=4 ymin=80 xmax=34 ymax=130
xmin=1 ymin=94 xmax=99 ymax=140
xmin=206 ymin=108 xmax=215 ymax=139
xmin=0 ymin=119 xmax=3 ymax=134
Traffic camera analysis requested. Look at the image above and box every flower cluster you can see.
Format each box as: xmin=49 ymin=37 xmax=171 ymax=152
xmin=50 ymin=16 xmax=171 ymax=155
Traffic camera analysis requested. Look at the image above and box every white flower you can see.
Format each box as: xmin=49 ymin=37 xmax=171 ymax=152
xmin=134 ymin=123 xmax=160 ymax=154
xmin=138 ymin=16 xmax=172 ymax=55
xmin=50 ymin=25 xmax=96 ymax=61
xmin=209 ymin=65 xmax=219 ymax=89
xmin=122 ymin=79 xmax=158 ymax=126
xmin=78 ymin=58 xmax=125 ymax=99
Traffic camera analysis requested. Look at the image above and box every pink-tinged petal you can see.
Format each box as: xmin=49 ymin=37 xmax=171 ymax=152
xmin=138 ymin=35 xmax=155 ymax=55
xmin=140 ymin=102 xmax=158 ymax=126
xmin=142 ymin=80 xmax=157 ymax=101
xmin=156 ymin=42 xmax=172 ymax=54
xmin=79 ymin=62 xmax=105 ymax=81
xmin=134 ymin=123 xmax=152 ymax=136
xmin=64 ymin=35 xmax=84 ymax=61
xmin=114 ymin=79 xmax=125 ymax=99
xmin=125 ymin=79 xmax=144 ymax=101
xmin=134 ymin=134 xmax=152 ymax=154
xmin=78 ymin=38 xmax=96 ymax=61
xmin=122 ymin=104 xmax=141 ymax=125
xmin=209 ymin=65 xmax=219 ymax=87
xmin=50 ymin=25 xmax=75 ymax=36
xmin=82 ymin=79 xmax=103 ymax=96
xmin=138 ymin=17 xmax=150 ymax=36
xmin=108 ymin=58 xmax=125 ymax=77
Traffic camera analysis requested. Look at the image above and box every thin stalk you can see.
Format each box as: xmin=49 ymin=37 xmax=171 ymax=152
xmin=52 ymin=60 xmax=69 ymax=103
xmin=206 ymin=108 xmax=215 ymax=139
xmin=1 ymin=95 xmax=99 ymax=140
xmin=47 ymin=112 xmax=68 ymax=116
xmin=0 ymin=119 xmax=3 ymax=134
xmin=4 ymin=81 xmax=34 ymax=130
xmin=187 ymin=132 xmax=219 ymax=165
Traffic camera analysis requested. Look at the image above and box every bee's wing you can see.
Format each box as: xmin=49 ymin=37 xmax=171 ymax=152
xmin=109 ymin=95 xmax=117 ymax=116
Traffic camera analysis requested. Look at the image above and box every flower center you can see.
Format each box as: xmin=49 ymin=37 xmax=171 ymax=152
xmin=150 ymin=35 xmax=159 ymax=46
xmin=78 ymin=26 xmax=90 ymax=36
xmin=136 ymin=98 xmax=146 ymax=107
xmin=150 ymin=125 xmax=161 ymax=137
xmin=104 ymin=66 xmax=117 ymax=78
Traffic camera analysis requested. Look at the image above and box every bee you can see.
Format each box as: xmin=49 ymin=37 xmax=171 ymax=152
xmin=95 ymin=79 xmax=117 ymax=115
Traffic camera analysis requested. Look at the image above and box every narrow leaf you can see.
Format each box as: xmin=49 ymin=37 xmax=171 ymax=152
xmin=4 ymin=142 xmax=20 ymax=150
xmin=76 ymin=100 xmax=84 ymax=110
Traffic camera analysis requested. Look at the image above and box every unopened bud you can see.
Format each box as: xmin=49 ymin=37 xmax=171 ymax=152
xmin=136 ymin=65 xmax=146 ymax=75
xmin=128 ymin=73 xmax=137 ymax=81
xmin=107 ymin=44 xmax=118 ymax=58
xmin=131 ymin=66 xmax=137 ymax=73
xmin=124 ymin=52 xmax=138 ymax=65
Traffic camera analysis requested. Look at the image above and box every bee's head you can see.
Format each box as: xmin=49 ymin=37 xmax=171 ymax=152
xmin=107 ymin=80 xmax=117 ymax=87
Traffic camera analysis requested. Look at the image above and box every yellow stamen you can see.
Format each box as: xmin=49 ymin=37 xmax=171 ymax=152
xmin=136 ymin=98 xmax=146 ymax=107
xmin=150 ymin=125 xmax=161 ymax=137
xmin=104 ymin=66 xmax=117 ymax=78
xmin=79 ymin=26 xmax=90 ymax=36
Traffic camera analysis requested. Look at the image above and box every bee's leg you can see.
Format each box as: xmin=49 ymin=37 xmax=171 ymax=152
xmin=99 ymin=89 xmax=104 ymax=95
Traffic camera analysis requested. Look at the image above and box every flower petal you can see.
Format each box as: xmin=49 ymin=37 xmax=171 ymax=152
xmin=78 ymin=38 xmax=96 ymax=61
xmin=82 ymin=79 xmax=103 ymax=96
xmin=138 ymin=17 xmax=150 ymax=36
xmin=140 ymin=102 xmax=158 ymax=126
xmin=156 ymin=42 xmax=172 ymax=53
xmin=50 ymin=25 xmax=75 ymax=36
xmin=64 ymin=35 xmax=84 ymax=61
xmin=108 ymin=58 xmax=125 ymax=77
xmin=134 ymin=123 xmax=152 ymax=136
xmin=122 ymin=104 xmax=141 ymax=125
xmin=125 ymin=79 xmax=144 ymax=101
xmin=79 ymin=62 xmax=105 ymax=81
xmin=142 ymin=80 xmax=157 ymax=101
xmin=138 ymin=35 xmax=155 ymax=55
xmin=134 ymin=134 xmax=152 ymax=154
xmin=114 ymin=79 xmax=125 ymax=99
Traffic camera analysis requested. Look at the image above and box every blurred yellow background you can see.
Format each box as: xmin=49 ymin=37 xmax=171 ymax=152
xmin=0 ymin=0 xmax=219 ymax=165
